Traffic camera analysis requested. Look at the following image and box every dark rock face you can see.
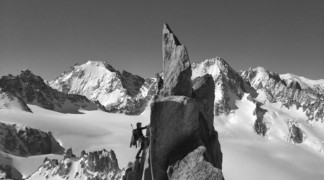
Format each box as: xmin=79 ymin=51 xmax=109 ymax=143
xmin=287 ymin=121 xmax=303 ymax=143
xmin=0 ymin=88 xmax=32 ymax=112
xmin=160 ymin=24 xmax=192 ymax=97
xmin=64 ymin=148 xmax=75 ymax=159
xmin=86 ymin=149 xmax=121 ymax=179
xmin=150 ymin=96 xmax=223 ymax=180
xmin=0 ymin=122 xmax=64 ymax=156
xmin=242 ymin=67 xmax=324 ymax=122
xmin=192 ymin=74 xmax=215 ymax=128
xmin=120 ymin=70 xmax=145 ymax=97
xmin=287 ymin=80 xmax=302 ymax=90
xmin=150 ymin=96 xmax=200 ymax=180
xmin=253 ymin=102 xmax=268 ymax=136
xmin=0 ymin=123 xmax=63 ymax=180
xmin=191 ymin=74 xmax=223 ymax=170
xmin=0 ymin=70 xmax=98 ymax=113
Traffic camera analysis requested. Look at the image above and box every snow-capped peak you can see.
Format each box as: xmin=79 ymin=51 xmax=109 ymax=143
xmin=50 ymin=61 xmax=125 ymax=107
xmin=191 ymin=57 xmax=247 ymax=116
xmin=49 ymin=61 xmax=154 ymax=115
xmin=191 ymin=57 xmax=234 ymax=79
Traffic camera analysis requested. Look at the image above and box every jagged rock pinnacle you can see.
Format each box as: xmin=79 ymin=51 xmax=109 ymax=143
xmin=162 ymin=23 xmax=181 ymax=46
xmin=161 ymin=23 xmax=192 ymax=97
xmin=147 ymin=24 xmax=224 ymax=180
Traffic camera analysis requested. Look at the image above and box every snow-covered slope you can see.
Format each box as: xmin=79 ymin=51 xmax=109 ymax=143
xmin=0 ymin=88 xmax=32 ymax=112
xmin=50 ymin=61 xmax=155 ymax=115
xmin=189 ymin=59 xmax=324 ymax=179
xmin=0 ymin=104 xmax=151 ymax=178
xmin=217 ymin=93 xmax=324 ymax=180
xmin=242 ymin=67 xmax=324 ymax=121
xmin=1 ymin=95 xmax=324 ymax=180
xmin=0 ymin=70 xmax=98 ymax=113
xmin=28 ymin=149 xmax=122 ymax=180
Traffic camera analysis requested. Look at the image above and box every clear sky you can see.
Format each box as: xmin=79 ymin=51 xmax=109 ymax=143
xmin=0 ymin=0 xmax=323 ymax=80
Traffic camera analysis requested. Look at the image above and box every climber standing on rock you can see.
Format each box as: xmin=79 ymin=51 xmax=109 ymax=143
xmin=130 ymin=122 xmax=148 ymax=159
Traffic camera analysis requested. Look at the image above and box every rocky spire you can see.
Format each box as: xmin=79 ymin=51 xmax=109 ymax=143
xmin=149 ymin=24 xmax=223 ymax=180
xmin=160 ymin=23 xmax=192 ymax=97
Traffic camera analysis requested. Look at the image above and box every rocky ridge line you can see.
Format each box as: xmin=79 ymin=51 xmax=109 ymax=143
xmin=27 ymin=148 xmax=122 ymax=180
xmin=0 ymin=70 xmax=98 ymax=113
xmin=241 ymin=67 xmax=324 ymax=122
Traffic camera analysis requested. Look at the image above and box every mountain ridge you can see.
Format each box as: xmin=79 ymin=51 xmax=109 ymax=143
xmin=242 ymin=67 xmax=324 ymax=122
xmin=0 ymin=70 xmax=98 ymax=113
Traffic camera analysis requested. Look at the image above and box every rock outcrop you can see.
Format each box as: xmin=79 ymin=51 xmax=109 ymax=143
xmin=253 ymin=102 xmax=268 ymax=136
xmin=150 ymin=96 xmax=223 ymax=180
xmin=287 ymin=120 xmax=303 ymax=144
xmin=192 ymin=74 xmax=215 ymax=128
xmin=167 ymin=146 xmax=223 ymax=180
xmin=0 ymin=88 xmax=32 ymax=112
xmin=287 ymin=80 xmax=302 ymax=90
xmin=150 ymin=96 xmax=200 ymax=179
xmin=0 ymin=122 xmax=64 ymax=156
xmin=160 ymin=24 xmax=192 ymax=97
xmin=0 ymin=122 xmax=64 ymax=180
xmin=64 ymin=148 xmax=75 ymax=159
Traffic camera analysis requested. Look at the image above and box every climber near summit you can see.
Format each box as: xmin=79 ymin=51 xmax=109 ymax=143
xmin=130 ymin=122 xmax=148 ymax=159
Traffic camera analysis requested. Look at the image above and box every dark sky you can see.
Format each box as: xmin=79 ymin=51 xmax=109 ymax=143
xmin=1 ymin=0 xmax=323 ymax=80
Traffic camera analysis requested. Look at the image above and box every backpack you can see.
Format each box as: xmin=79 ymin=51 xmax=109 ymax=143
xmin=130 ymin=129 xmax=139 ymax=148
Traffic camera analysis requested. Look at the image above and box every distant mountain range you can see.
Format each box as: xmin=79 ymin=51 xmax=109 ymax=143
xmin=2 ymin=58 xmax=322 ymax=120
xmin=1 ymin=58 xmax=323 ymax=179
